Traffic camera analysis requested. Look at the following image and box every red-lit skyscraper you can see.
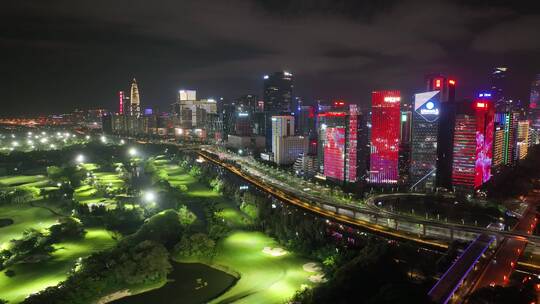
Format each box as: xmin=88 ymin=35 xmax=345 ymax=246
xmin=451 ymin=98 xmax=495 ymax=191
xmin=369 ymin=91 xmax=401 ymax=184
xmin=317 ymin=103 xmax=364 ymax=183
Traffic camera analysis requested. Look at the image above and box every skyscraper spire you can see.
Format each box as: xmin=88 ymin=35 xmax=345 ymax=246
xmin=130 ymin=78 xmax=140 ymax=116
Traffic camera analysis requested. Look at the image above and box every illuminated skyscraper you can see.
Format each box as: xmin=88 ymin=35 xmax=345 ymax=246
xmin=451 ymin=98 xmax=495 ymax=192
xmin=369 ymin=91 xmax=400 ymax=184
xmin=410 ymin=91 xmax=441 ymax=191
xmin=516 ymin=120 xmax=530 ymax=160
xmin=492 ymin=112 xmax=516 ymax=168
xmin=317 ymin=103 xmax=363 ymax=183
xmin=129 ymin=78 xmax=141 ymax=116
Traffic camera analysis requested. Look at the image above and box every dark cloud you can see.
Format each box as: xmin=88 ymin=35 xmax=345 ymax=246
xmin=1 ymin=0 xmax=540 ymax=116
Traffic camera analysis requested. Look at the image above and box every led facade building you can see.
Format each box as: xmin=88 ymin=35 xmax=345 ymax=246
xmin=317 ymin=103 xmax=363 ymax=183
xmin=492 ymin=112 xmax=517 ymax=168
xmin=369 ymin=91 xmax=400 ymax=184
xmin=118 ymin=91 xmax=125 ymax=114
xmin=516 ymin=120 xmax=530 ymax=160
xmin=410 ymin=91 xmax=441 ymax=191
xmin=451 ymin=99 xmax=495 ymax=191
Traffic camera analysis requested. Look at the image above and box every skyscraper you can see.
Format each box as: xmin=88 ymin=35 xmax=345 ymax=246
xmin=516 ymin=120 xmax=530 ymax=160
xmin=129 ymin=78 xmax=141 ymax=116
xmin=410 ymin=91 xmax=441 ymax=191
xmin=490 ymin=67 xmax=509 ymax=111
xmin=271 ymin=115 xmax=307 ymax=165
xmin=263 ymin=71 xmax=293 ymax=113
xmin=492 ymin=112 xmax=516 ymax=168
xmin=451 ymin=98 xmax=495 ymax=192
xmin=424 ymin=74 xmax=457 ymax=189
xmin=369 ymin=91 xmax=401 ymax=184
xmin=263 ymin=71 xmax=294 ymax=149
xmin=317 ymin=103 xmax=363 ymax=183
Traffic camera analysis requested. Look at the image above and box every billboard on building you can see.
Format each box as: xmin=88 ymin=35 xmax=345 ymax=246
xmin=324 ymin=127 xmax=346 ymax=181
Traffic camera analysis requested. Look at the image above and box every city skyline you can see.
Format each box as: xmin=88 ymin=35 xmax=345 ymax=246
xmin=3 ymin=0 xmax=540 ymax=116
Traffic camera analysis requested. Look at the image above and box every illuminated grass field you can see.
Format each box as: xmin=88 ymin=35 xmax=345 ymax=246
xmin=0 ymin=175 xmax=47 ymax=187
xmin=0 ymin=204 xmax=61 ymax=249
xmin=0 ymin=228 xmax=116 ymax=303
xmin=209 ymin=231 xmax=316 ymax=304
xmin=150 ymin=158 xmax=317 ymax=304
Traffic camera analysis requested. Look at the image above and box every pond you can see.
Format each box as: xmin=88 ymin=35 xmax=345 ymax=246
xmin=112 ymin=262 xmax=237 ymax=304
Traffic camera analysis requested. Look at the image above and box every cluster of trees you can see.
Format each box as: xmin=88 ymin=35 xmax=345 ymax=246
xmin=484 ymin=145 xmax=540 ymax=199
xmin=0 ymin=217 xmax=85 ymax=270
xmin=22 ymin=210 xmax=183 ymax=304
xmin=0 ymin=187 xmax=39 ymax=205
xmin=468 ymin=283 xmax=537 ymax=304
xmin=293 ymin=243 xmax=432 ymax=304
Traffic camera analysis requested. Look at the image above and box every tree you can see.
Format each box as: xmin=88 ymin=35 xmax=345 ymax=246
xmin=174 ymin=233 xmax=216 ymax=259
xmin=178 ymin=205 xmax=197 ymax=226
xmin=468 ymin=284 xmax=536 ymax=304
xmin=113 ymin=240 xmax=172 ymax=285
xmin=49 ymin=217 xmax=86 ymax=241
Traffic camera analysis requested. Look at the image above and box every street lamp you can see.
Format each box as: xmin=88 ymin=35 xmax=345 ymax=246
xmin=143 ymin=191 xmax=155 ymax=202
xmin=76 ymin=154 xmax=85 ymax=163
xmin=128 ymin=148 xmax=138 ymax=157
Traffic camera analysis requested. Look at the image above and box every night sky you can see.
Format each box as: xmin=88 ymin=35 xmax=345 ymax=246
xmin=2 ymin=0 xmax=540 ymax=116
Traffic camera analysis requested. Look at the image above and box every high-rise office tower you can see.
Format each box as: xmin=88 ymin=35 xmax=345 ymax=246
xmin=424 ymin=74 xmax=457 ymax=188
xmin=317 ymin=103 xmax=363 ymax=183
xmin=492 ymin=112 xmax=516 ymax=168
xmin=369 ymin=91 xmax=401 ymax=184
xmin=410 ymin=91 xmax=441 ymax=191
xmin=129 ymin=78 xmax=141 ymax=116
xmin=399 ymin=104 xmax=412 ymax=185
xmin=490 ymin=67 xmax=509 ymax=111
xmin=516 ymin=120 xmax=530 ymax=160
xmin=263 ymin=71 xmax=294 ymax=149
xmin=271 ymin=115 xmax=307 ymax=165
xmin=451 ymin=98 xmax=495 ymax=192
xmin=263 ymin=71 xmax=293 ymax=113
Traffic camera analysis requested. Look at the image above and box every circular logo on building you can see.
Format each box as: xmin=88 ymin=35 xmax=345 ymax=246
xmin=426 ymin=101 xmax=434 ymax=109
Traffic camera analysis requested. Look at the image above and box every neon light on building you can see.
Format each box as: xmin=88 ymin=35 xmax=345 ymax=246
xmin=324 ymin=127 xmax=346 ymax=180
xmin=451 ymin=99 xmax=494 ymax=190
xmin=119 ymin=91 xmax=124 ymax=114
xmin=369 ymin=90 xmax=400 ymax=184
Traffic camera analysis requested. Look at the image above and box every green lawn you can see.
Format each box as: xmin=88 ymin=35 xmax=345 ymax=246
xmin=0 ymin=228 xmax=117 ymax=303
xmin=153 ymin=159 xmax=316 ymax=304
xmin=208 ymin=231 xmax=316 ymax=304
xmin=0 ymin=175 xmax=46 ymax=187
xmin=0 ymin=204 xmax=61 ymax=249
